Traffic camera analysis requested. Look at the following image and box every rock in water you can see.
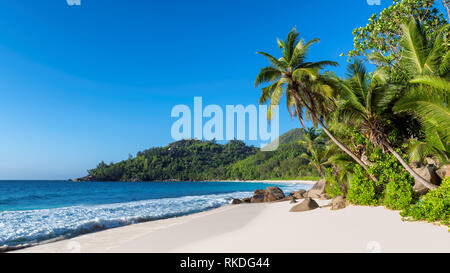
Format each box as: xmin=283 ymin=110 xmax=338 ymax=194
xmin=305 ymin=179 xmax=326 ymax=198
xmin=231 ymin=199 xmax=242 ymax=205
xmin=330 ymin=196 xmax=347 ymax=210
xmin=289 ymin=198 xmax=319 ymax=212
xmin=264 ymin=186 xmax=285 ymax=202
xmin=250 ymin=189 xmax=266 ymax=203
xmin=250 ymin=187 xmax=285 ymax=203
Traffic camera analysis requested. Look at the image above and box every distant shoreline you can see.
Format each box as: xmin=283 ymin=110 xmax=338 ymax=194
xmin=199 ymin=179 xmax=318 ymax=184
xmin=70 ymin=179 xmax=319 ymax=185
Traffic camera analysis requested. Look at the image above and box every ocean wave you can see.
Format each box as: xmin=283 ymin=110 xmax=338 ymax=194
xmin=0 ymin=183 xmax=308 ymax=247
xmin=0 ymin=191 xmax=254 ymax=246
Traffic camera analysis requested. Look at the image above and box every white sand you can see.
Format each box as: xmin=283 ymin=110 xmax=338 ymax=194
xmin=15 ymin=200 xmax=450 ymax=253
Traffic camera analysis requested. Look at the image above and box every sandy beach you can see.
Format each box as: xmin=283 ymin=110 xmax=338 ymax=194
xmin=15 ymin=199 xmax=450 ymax=253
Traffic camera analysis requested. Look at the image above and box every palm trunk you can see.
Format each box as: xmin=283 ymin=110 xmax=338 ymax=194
xmin=318 ymin=120 xmax=378 ymax=182
xmin=316 ymin=166 xmax=325 ymax=178
xmin=291 ymin=91 xmax=378 ymax=182
xmin=386 ymin=144 xmax=438 ymax=190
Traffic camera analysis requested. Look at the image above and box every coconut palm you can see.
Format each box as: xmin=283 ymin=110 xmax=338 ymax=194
xmin=337 ymin=59 xmax=438 ymax=189
xmin=393 ymin=19 xmax=450 ymax=165
xmin=298 ymin=128 xmax=328 ymax=177
xmin=255 ymin=27 xmax=377 ymax=181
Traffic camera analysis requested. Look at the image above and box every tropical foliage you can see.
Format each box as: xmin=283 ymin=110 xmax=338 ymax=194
xmin=298 ymin=128 xmax=329 ymax=177
xmin=393 ymin=19 xmax=450 ymax=165
xmin=87 ymin=140 xmax=258 ymax=181
xmin=401 ymin=177 xmax=450 ymax=226
xmin=255 ymin=27 xmax=378 ymax=182
xmin=349 ymin=0 xmax=448 ymax=81
xmin=86 ymin=129 xmax=322 ymax=182
xmin=253 ymin=0 xmax=449 ymax=226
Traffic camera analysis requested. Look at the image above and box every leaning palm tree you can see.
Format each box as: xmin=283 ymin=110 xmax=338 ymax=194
xmin=255 ymin=27 xmax=377 ymax=181
xmin=337 ymin=59 xmax=438 ymax=189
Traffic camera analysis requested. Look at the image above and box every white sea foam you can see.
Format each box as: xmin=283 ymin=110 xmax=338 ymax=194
xmin=0 ymin=184 xmax=308 ymax=246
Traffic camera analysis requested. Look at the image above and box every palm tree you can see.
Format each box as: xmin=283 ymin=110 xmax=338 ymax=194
xmin=298 ymin=128 xmax=328 ymax=177
xmin=337 ymin=59 xmax=438 ymax=189
xmin=255 ymin=27 xmax=377 ymax=181
xmin=393 ymin=19 xmax=450 ymax=165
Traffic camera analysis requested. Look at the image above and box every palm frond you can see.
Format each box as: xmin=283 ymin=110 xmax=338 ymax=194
xmin=292 ymin=67 xmax=318 ymax=81
xmin=259 ymin=81 xmax=278 ymax=104
xmin=335 ymin=99 xmax=366 ymax=126
xmin=439 ymin=51 xmax=450 ymax=77
xmin=370 ymin=84 xmax=400 ymax=111
xmin=267 ymin=79 xmax=286 ymax=120
xmin=395 ymin=93 xmax=450 ymax=142
xmin=408 ymin=139 xmax=449 ymax=164
xmin=256 ymin=51 xmax=287 ymax=70
xmin=410 ymin=76 xmax=450 ymax=92
xmin=424 ymin=24 xmax=450 ymax=75
xmin=304 ymin=60 xmax=338 ymax=70
xmin=255 ymin=66 xmax=282 ymax=88
xmin=372 ymin=66 xmax=390 ymax=84
xmin=399 ymin=19 xmax=427 ymax=77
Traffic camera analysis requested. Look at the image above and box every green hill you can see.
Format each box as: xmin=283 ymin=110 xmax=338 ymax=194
xmin=77 ymin=129 xmax=319 ymax=181
xmin=277 ymin=128 xmax=306 ymax=145
xmin=226 ymin=141 xmax=317 ymax=180
xmin=82 ymin=139 xmax=257 ymax=181
xmin=262 ymin=128 xmax=305 ymax=151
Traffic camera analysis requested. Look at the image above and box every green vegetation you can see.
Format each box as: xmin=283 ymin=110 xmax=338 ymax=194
xmin=325 ymin=171 xmax=345 ymax=198
xmin=347 ymin=165 xmax=382 ymax=206
xmin=349 ymin=0 xmax=448 ymax=81
xmin=87 ymin=140 xmax=258 ymax=181
xmin=401 ymin=177 xmax=450 ymax=226
xmin=85 ymin=129 xmax=321 ymax=181
xmin=298 ymin=128 xmax=329 ymax=178
xmin=254 ymin=0 xmax=449 ymax=228
xmin=227 ymin=141 xmax=319 ymax=180
xmin=346 ymin=149 xmax=415 ymax=209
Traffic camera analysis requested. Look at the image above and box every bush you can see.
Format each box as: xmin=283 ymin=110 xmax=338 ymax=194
xmin=346 ymin=148 xmax=415 ymax=208
xmin=372 ymin=151 xmax=415 ymax=210
xmin=347 ymin=165 xmax=382 ymax=206
xmin=384 ymin=178 xmax=415 ymax=210
xmin=325 ymin=170 xmax=345 ymax=198
xmin=401 ymin=177 xmax=450 ymax=227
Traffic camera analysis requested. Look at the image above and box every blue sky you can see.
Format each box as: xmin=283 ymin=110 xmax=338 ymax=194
xmin=0 ymin=0 xmax=424 ymax=179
